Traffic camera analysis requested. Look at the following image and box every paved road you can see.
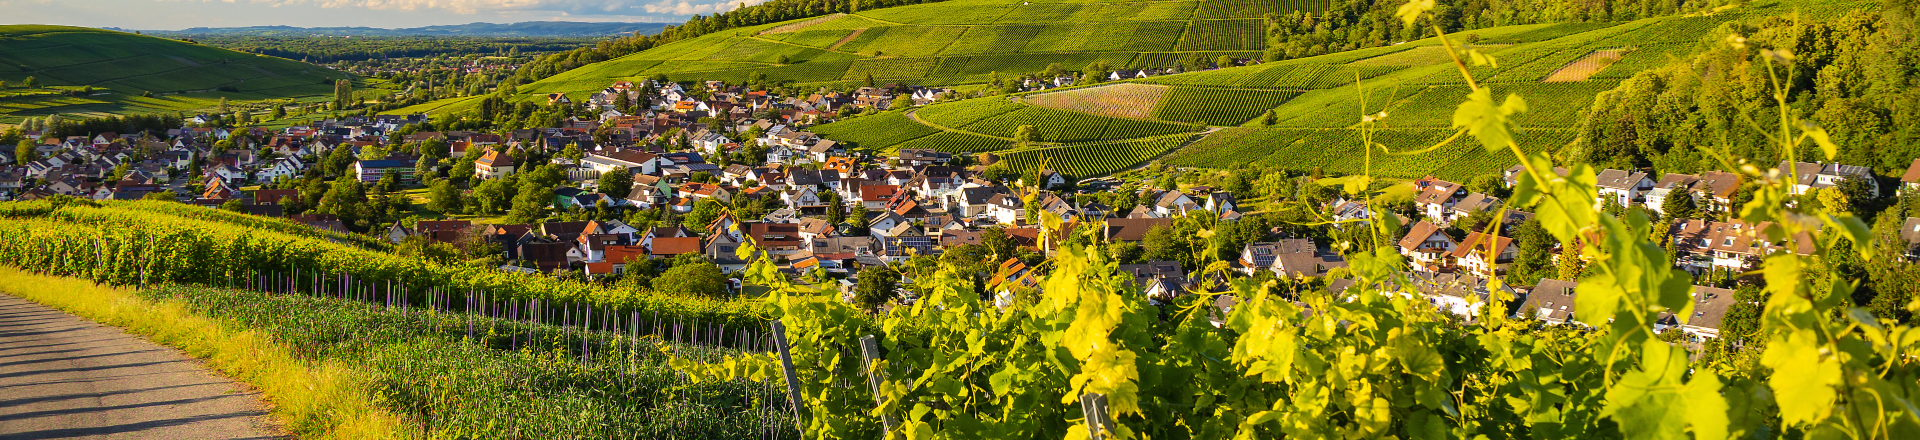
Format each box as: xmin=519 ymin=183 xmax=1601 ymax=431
xmin=0 ymin=294 xmax=286 ymax=440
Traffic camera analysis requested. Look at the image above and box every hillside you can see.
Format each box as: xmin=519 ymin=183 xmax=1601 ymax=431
xmin=511 ymin=0 xmax=1329 ymax=101
xmin=795 ymin=0 xmax=1876 ymax=180
xmin=0 ymin=25 xmax=352 ymax=123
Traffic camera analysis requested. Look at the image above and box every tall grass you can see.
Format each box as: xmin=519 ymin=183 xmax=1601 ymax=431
xmin=0 ymin=267 xmax=417 ymax=439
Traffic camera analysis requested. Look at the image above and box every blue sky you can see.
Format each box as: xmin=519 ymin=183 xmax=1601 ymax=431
xmin=0 ymin=0 xmax=759 ymax=30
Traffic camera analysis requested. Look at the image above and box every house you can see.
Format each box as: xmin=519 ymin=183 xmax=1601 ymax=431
xmin=1413 ymin=272 xmax=1514 ymax=319
xmin=1502 ymin=164 xmax=1569 ymax=188
xmin=1117 ymin=261 xmax=1188 ymax=302
xmin=1594 ymin=169 xmax=1654 ymax=208
xmin=1412 ymin=178 xmax=1466 ymax=222
xmin=1666 ymin=219 xmax=1811 ymax=273
xmin=859 ymin=185 xmax=900 ymax=211
xmin=1900 ymin=217 xmax=1920 ymax=261
xmin=646 ymin=236 xmax=705 ymax=259
xmin=1397 ymin=221 xmax=1455 ymax=271
xmin=898 ymin=149 xmax=951 ymax=166
xmin=1674 ymin=285 xmax=1738 ymax=342
xmin=1449 ymin=232 xmax=1516 ymax=276
xmin=583 ymin=150 xmax=672 ymax=176
xmin=745 ymin=222 xmax=806 ymax=255
xmin=1518 ymin=278 xmax=1580 ymax=325
xmin=253 ymin=189 xmax=300 ymax=206
xmin=1447 ymin=193 xmax=1502 ymax=221
xmin=474 ymin=149 xmax=517 ymax=180
xmin=1779 ymin=160 xmax=1878 ymax=197
xmin=1239 ymin=239 xmax=1345 ymax=278
xmin=519 ymin=242 xmax=582 ymax=272
xmin=542 ymin=221 xmax=593 ymax=243
xmin=1692 ymin=171 xmax=1742 ymax=214
xmin=1902 ymin=158 xmax=1920 ymax=192
xmin=257 ymin=156 xmax=306 ymax=181
xmin=1646 ymin=173 xmax=1700 ymax=215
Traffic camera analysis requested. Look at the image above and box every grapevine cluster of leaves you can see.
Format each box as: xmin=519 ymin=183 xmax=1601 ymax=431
xmin=670 ymin=3 xmax=1920 ymax=439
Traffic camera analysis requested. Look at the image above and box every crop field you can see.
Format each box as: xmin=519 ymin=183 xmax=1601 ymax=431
xmin=1191 ymin=0 xmax=1329 ymax=19
xmin=0 ymin=25 xmax=344 ymax=121
xmin=1349 ymin=44 xmax=1512 ymax=67
xmin=841 ymin=57 xmax=941 ymax=80
xmin=915 ymin=97 xmax=1024 ymax=129
xmin=1175 ymin=19 xmax=1266 ymax=51
xmin=1542 ymin=48 xmax=1635 ymax=82
xmin=807 ymin=110 xmax=941 ymax=150
xmin=894 ymin=131 xmax=1012 ymax=152
xmin=1151 ymin=87 xmax=1300 ymax=126
xmin=961 ymin=105 xmax=1198 ymax=143
xmin=1021 ymin=83 xmax=1168 ymax=119
xmin=996 ymin=134 xmax=1192 ymax=178
xmin=758 ymin=13 xmax=846 ymax=34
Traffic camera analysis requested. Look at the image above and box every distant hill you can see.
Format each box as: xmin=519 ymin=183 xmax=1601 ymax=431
xmin=140 ymin=22 xmax=671 ymax=38
xmin=0 ymin=25 xmax=350 ymax=123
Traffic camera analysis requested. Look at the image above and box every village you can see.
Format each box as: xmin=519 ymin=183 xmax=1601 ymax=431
xmin=3 ymin=77 xmax=1916 ymax=350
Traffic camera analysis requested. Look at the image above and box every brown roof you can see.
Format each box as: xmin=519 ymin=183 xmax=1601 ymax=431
xmin=1904 ymin=159 xmax=1920 ymax=183
xmin=1692 ymin=171 xmax=1741 ymax=199
xmin=1105 ymin=218 xmax=1173 ymax=242
xmin=1397 ymin=220 xmax=1450 ymax=250
xmin=648 ymin=237 xmax=704 ymax=256
xmin=414 ymin=220 xmax=472 ymax=234
xmin=1686 ymin=285 xmax=1738 ymax=330
xmin=1449 ymin=232 xmax=1514 ymax=259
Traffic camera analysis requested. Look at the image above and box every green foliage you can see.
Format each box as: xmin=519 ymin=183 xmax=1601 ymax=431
xmin=852 ymin=266 xmax=900 ymax=311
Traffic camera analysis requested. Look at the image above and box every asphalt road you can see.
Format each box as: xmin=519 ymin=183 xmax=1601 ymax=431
xmin=0 ymin=294 xmax=287 ymax=440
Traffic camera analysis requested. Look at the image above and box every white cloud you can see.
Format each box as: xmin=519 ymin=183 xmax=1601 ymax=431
xmin=639 ymin=0 xmax=765 ymax=15
xmin=247 ymin=0 xmax=652 ymax=16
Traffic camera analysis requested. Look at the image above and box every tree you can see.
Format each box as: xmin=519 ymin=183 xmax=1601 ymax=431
xmin=16 ymin=139 xmax=36 ymax=163
xmin=1508 ymin=219 xmax=1554 ymax=286
xmin=426 ymin=178 xmax=463 ymax=214
xmin=853 ymin=266 xmax=901 ymax=311
xmin=980 ymin=227 xmax=1015 ymax=262
xmin=1556 ymin=242 xmax=1584 ymax=281
xmin=318 ymin=179 xmax=366 ymax=229
xmin=890 ymin=94 xmax=914 ymax=111
xmin=217 ymin=97 xmax=229 ymax=115
xmin=653 ymin=262 xmax=728 ymax=297
xmin=1215 ymin=55 xmax=1234 ymax=69
xmin=598 ymin=168 xmax=633 ymax=198
xmin=143 ymin=190 xmax=177 ymax=201
xmin=506 ymin=182 xmax=551 ymax=223
xmin=1818 ymin=187 xmax=1853 ymax=215
xmin=334 ymin=79 xmax=353 ymax=110
xmin=415 ymin=155 xmax=436 ymax=181
xmin=1261 ymin=109 xmax=1277 ymax=125
xmin=1466 ymin=174 xmax=1504 ymax=197
xmin=472 ymin=178 xmax=511 ymax=214
xmin=685 ymin=198 xmax=725 ymax=230
xmin=1013 ymin=125 xmax=1038 ymax=144
xmin=1142 ymin=225 xmax=1186 ymax=264
xmin=1662 ymin=188 xmax=1699 ymax=220
xmin=22 ymin=76 xmax=36 ymax=88
xmin=220 ymin=199 xmax=246 ymax=213
xmin=559 ymin=143 xmax=584 ymax=164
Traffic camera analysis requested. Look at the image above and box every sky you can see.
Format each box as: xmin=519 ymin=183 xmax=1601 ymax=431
xmin=0 ymin=0 xmax=761 ymax=30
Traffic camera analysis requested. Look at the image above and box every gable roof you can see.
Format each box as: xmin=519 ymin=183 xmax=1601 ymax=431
xmin=1397 ymin=220 xmax=1451 ymax=250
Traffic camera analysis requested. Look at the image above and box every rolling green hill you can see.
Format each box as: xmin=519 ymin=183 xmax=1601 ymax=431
xmin=0 ymin=25 xmax=352 ymax=124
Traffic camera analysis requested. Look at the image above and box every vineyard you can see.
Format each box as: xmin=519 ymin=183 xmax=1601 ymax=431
xmin=1150 ymin=87 xmax=1299 ymax=126
xmin=994 ymin=134 xmax=1193 ymax=178
xmin=807 ymin=110 xmax=941 ymax=151
xmin=0 ymin=200 xmax=769 ymax=330
xmin=1161 ymin=127 xmax=1575 ymax=180
xmin=1022 ymin=83 xmax=1168 ymax=120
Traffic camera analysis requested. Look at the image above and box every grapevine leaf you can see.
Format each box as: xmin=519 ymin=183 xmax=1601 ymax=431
xmin=1453 ymin=88 xmax=1527 ymax=152
xmin=1463 ymin=48 xmax=1498 ymax=67
xmin=1602 ymin=339 xmax=1690 ymax=440
xmin=1683 ymin=371 xmax=1730 ymax=440
xmin=1759 ymin=330 xmax=1840 ymax=426
xmin=1395 ymin=0 xmax=1435 ymax=27
xmin=1799 ymin=120 xmax=1837 ymax=161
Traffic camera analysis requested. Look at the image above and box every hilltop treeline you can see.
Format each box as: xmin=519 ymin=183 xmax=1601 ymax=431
xmin=505 ymin=0 xmax=953 ymax=85
xmin=194 ymin=36 xmax=599 ymax=63
xmin=1267 ymin=0 xmax=1740 ymax=59
xmin=1575 ymin=1 xmax=1920 ymax=176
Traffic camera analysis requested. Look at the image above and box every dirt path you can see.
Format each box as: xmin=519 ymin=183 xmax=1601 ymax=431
xmin=0 ymin=294 xmax=287 ymax=440
xmin=827 ymin=29 xmax=867 ymax=51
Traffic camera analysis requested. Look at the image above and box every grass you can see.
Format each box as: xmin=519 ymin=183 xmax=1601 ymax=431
xmin=0 ymin=25 xmax=351 ymax=123
xmin=0 ymin=267 xmax=416 ymax=439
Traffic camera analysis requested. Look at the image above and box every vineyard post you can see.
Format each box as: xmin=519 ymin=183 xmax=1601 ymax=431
xmin=858 ymin=335 xmax=897 ymax=434
xmin=770 ymin=319 xmax=808 ymax=437
xmin=1078 ymin=393 xmax=1113 ymax=440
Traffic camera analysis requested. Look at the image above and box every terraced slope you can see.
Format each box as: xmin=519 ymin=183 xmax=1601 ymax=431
xmin=508 ymin=0 xmax=1331 ymax=102
xmin=797 ymin=0 xmax=1870 ymax=180
xmin=0 ymin=25 xmax=350 ymax=123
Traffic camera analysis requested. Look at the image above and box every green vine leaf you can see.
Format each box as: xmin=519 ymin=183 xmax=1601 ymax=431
xmin=1452 ymin=87 xmax=1527 ymax=152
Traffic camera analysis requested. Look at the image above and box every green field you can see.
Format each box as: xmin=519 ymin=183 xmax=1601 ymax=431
xmin=507 ymin=0 xmax=1340 ymax=103
xmin=0 ymin=25 xmax=353 ymax=124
